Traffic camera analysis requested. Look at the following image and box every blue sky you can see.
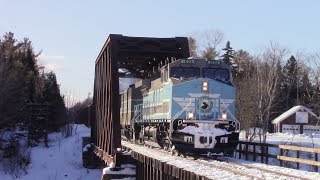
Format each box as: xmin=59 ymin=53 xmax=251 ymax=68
xmin=1 ymin=0 xmax=319 ymax=101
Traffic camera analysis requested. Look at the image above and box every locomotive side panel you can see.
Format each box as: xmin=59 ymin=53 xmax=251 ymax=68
xmin=142 ymin=79 xmax=173 ymax=120
xmin=120 ymin=92 xmax=128 ymax=128
xmin=120 ymin=87 xmax=142 ymax=128
xmin=128 ymin=87 xmax=143 ymax=123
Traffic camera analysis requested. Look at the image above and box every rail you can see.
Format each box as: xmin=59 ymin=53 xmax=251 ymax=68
xmin=121 ymin=141 xmax=212 ymax=180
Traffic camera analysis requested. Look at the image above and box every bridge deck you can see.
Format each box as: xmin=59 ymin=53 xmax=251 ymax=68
xmin=121 ymin=141 xmax=240 ymax=180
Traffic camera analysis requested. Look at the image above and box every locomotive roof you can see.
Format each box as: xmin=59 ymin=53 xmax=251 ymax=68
xmin=167 ymin=58 xmax=231 ymax=70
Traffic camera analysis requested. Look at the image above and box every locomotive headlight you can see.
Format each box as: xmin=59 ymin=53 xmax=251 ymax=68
xmin=221 ymin=112 xmax=227 ymax=120
xmin=202 ymin=81 xmax=208 ymax=91
xmin=188 ymin=112 xmax=194 ymax=119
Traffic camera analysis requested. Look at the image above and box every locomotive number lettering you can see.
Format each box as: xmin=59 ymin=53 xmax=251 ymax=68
xmin=181 ymin=59 xmax=194 ymax=64
xmin=208 ymin=60 xmax=221 ymax=65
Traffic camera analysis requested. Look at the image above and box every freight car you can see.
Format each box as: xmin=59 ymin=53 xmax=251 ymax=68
xmin=120 ymin=58 xmax=240 ymax=155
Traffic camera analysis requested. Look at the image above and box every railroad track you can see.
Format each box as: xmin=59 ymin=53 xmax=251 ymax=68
xmin=122 ymin=141 xmax=318 ymax=179
xmin=204 ymin=156 xmax=312 ymax=180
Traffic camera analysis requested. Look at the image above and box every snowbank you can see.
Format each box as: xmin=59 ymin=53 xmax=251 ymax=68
xmin=0 ymin=124 xmax=101 ymax=180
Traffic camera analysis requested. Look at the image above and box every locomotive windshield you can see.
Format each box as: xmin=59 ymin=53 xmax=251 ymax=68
xmin=202 ymin=68 xmax=230 ymax=82
xmin=170 ymin=67 xmax=200 ymax=78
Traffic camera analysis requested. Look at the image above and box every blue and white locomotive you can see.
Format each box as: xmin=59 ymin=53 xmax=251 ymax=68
xmin=120 ymin=58 xmax=239 ymax=155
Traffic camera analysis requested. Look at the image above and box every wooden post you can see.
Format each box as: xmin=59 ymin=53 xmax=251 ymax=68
xmin=266 ymin=146 xmax=269 ymax=164
xmin=296 ymin=150 xmax=300 ymax=169
xmin=280 ymin=148 xmax=283 ymax=167
xmin=239 ymin=142 xmax=242 ymax=159
xmin=253 ymin=144 xmax=256 ymax=161
xmin=245 ymin=142 xmax=248 ymax=160
xmin=260 ymin=143 xmax=264 ymax=163
xmin=315 ymin=152 xmax=319 ymax=172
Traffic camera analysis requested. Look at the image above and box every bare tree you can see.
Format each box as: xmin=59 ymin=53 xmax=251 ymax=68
xmin=234 ymin=44 xmax=288 ymax=142
xmin=256 ymin=43 xmax=288 ymax=142
xmin=189 ymin=29 xmax=224 ymax=59
xmin=188 ymin=37 xmax=198 ymax=57
xmin=202 ymin=29 xmax=224 ymax=50
xmin=307 ymin=53 xmax=320 ymax=115
xmin=200 ymin=29 xmax=224 ymax=59
xmin=202 ymin=46 xmax=218 ymax=60
xmin=233 ymin=52 xmax=260 ymax=140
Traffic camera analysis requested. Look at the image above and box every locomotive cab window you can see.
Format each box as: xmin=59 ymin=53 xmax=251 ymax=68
xmin=170 ymin=67 xmax=200 ymax=78
xmin=202 ymin=68 xmax=230 ymax=82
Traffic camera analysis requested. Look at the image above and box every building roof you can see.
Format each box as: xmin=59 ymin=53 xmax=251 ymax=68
xmin=271 ymin=105 xmax=319 ymax=125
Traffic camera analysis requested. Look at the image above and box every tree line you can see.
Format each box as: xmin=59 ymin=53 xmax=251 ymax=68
xmin=188 ymin=30 xmax=320 ymax=140
xmin=0 ymin=32 xmax=67 ymax=131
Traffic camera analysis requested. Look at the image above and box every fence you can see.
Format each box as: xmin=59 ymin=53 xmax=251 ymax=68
xmin=278 ymin=144 xmax=320 ymax=172
xmin=235 ymin=141 xmax=320 ymax=172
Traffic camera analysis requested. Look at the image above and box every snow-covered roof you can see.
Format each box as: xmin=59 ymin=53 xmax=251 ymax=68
xmin=272 ymin=105 xmax=319 ymax=125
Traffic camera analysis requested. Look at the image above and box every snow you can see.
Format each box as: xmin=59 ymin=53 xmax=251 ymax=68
xmin=0 ymin=124 xmax=101 ymax=180
xmin=102 ymin=164 xmax=136 ymax=175
xmin=313 ymin=133 xmax=320 ymax=138
xmin=211 ymin=157 xmax=320 ymax=180
xmin=119 ymin=78 xmax=141 ymax=93
xmin=179 ymin=124 xmax=229 ymax=136
xmin=240 ymin=132 xmax=320 ymax=147
xmin=108 ymin=162 xmax=116 ymax=168
xmin=239 ymin=131 xmax=320 ymax=172
xmin=179 ymin=123 xmax=231 ymax=149
xmin=122 ymin=141 xmax=320 ymax=179
xmin=82 ymin=143 xmax=92 ymax=152
xmin=2 ymin=124 xmax=319 ymax=179
xmin=271 ymin=105 xmax=318 ymax=124
xmin=122 ymin=150 xmax=132 ymax=155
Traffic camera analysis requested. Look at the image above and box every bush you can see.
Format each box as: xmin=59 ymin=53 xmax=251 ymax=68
xmin=0 ymin=131 xmax=30 ymax=178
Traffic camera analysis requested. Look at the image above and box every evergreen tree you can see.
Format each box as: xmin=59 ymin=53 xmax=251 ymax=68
xmin=0 ymin=32 xmax=67 ymax=131
xmin=222 ymin=41 xmax=235 ymax=66
xmin=41 ymin=72 xmax=67 ymax=131
xmin=300 ymin=69 xmax=312 ymax=106
xmin=0 ymin=32 xmax=29 ymax=127
xmin=281 ymin=56 xmax=299 ymax=109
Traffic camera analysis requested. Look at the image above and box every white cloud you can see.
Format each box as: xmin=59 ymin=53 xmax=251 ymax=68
xmin=38 ymin=53 xmax=65 ymax=62
xmin=37 ymin=53 xmax=65 ymax=72
xmin=43 ymin=63 xmax=60 ymax=72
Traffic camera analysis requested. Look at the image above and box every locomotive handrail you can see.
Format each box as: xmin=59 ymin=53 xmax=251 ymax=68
xmin=169 ymin=100 xmax=192 ymax=137
xmin=171 ymin=99 xmax=192 ymax=121
xmin=131 ymin=104 xmax=143 ymax=123
xmin=221 ymin=103 xmax=241 ymax=132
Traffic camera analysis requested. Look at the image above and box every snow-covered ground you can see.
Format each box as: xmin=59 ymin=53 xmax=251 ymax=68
xmin=0 ymin=125 xmax=101 ymax=180
xmin=1 ymin=125 xmax=319 ymax=179
xmin=240 ymin=131 xmax=320 ymax=147
xmin=239 ymin=131 xmax=320 ymax=172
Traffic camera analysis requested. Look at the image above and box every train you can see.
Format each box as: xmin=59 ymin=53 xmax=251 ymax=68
xmin=120 ymin=58 xmax=239 ymax=156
